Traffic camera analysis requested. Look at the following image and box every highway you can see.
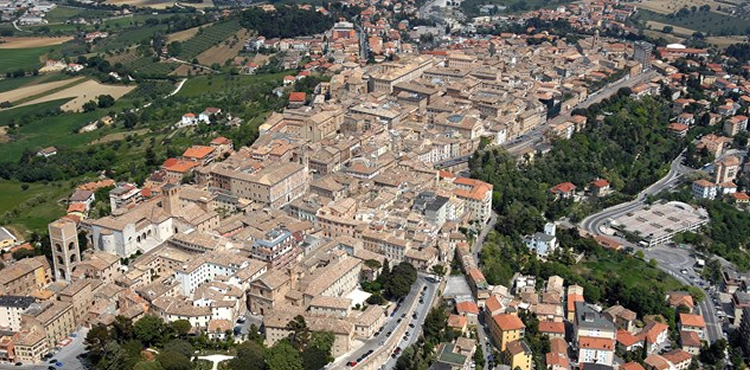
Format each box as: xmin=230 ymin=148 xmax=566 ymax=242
xmin=503 ymin=71 xmax=659 ymax=156
xmin=578 ymin=153 xmax=724 ymax=343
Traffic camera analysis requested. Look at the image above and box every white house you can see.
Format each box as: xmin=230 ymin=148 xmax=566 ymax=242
xmin=692 ymin=179 xmax=717 ymax=200
xmin=525 ymin=222 xmax=558 ymax=257
xmin=199 ymin=107 xmax=221 ymax=123
xmin=180 ymin=113 xmax=197 ymax=127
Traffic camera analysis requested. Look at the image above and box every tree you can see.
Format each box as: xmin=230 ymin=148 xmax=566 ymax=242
xmin=163 ymin=339 xmax=192 ymax=358
xmin=431 ymin=264 xmax=446 ymax=277
xmin=385 ymin=262 xmax=417 ymax=299
xmin=111 ymin=315 xmax=134 ymax=342
xmin=167 ymin=41 xmax=182 ymax=57
xmin=169 ymin=320 xmax=191 ymax=338
xmin=97 ymin=94 xmax=115 ymax=108
xmin=302 ymin=347 xmax=330 ymax=370
xmin=266 ymin=341 xmax=303 ymax=370
xmin=82 ymin=100 xmax=98 ymax=112
xmin=134 ymin=315 xmax=164 ymax=347
xmin=158 ymin=350 xmax=192 ymax=370
xmin=663 ymin=26 xmax=674 ymax=33
xmin=229 ymin=340 xmax=266 ymax=370
xmin=85 ymin=324 xmax=111 ymax=364
xmin=286 ymin=315 xmax=311 ymax=351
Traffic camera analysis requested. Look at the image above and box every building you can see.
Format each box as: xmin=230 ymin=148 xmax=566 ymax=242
xmin=199 ymin=162 xmax=308 ymax=209
xmin=0 ymin=296 xmax=36 ymax=331
xmin=21 ymin=301 xmax=75 ymax=349
xmin=692 ymin=179 xmax=717 ymax=200
xmin=489 ymin=314 xmax=525 ymax=351
xmin=525 ymin=223 xmax=558 ymax=257
xmin=575 ymin=302 xmax=616 ymax=366
xmin=49 ymin=218 xmax=81 ymax=281
xmin=506 ymin=340 xmax=533 ymax=370
xmin=678 ymin=313 xmax=705 ymax=339
xmin=0 ymin=257 xmax=51 ymax=296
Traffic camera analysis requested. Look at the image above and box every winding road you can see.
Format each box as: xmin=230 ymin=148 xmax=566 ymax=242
xmin=578 ymin=151 xmax=724 ymax=343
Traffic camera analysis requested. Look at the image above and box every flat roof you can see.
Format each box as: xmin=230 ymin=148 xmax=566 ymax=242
xmin=610 ymin=201 xmax=709 ymax=243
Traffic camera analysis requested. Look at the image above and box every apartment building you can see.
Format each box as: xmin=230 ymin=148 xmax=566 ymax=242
xmin=489 ymin=314 xmax=525 ymax=351
xmin=0 ymin=256 xmax=51 ymax=296
xmin=21 ymin=301 xmax=75 ymax=349
xmin=369 ymin=55 xmax=435 ymax=93
xmin=575 ymin=302 xmax=616 ymax=366
xmin=200 ymin=162 xmax=308 ymax=209
xmin=0 ymin=296 xmax=36 ymax=331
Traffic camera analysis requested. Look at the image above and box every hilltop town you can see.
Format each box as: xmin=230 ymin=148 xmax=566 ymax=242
xmin=0 ymin=0 xmax=750 ymax=368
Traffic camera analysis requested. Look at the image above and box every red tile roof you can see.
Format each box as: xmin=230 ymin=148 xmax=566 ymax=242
xmin=538 ymin=321 xmax=565 ymax=334
xmin=550 ymin=182 xmax=576 ymax=194
xmin=680 ymin=313 xmax=705 ymax=328
xmin=183 ymin=145 xmax=214 ymax=159
xmin=492 ymin=314 xmax=525 ymax=331
xmin=289 ymin=92 xmax=307 ymax=102
xmin=579 ymin=336 xmax=614 ymax=351
xmin=456 ymin=301 xmax=479 ymax=315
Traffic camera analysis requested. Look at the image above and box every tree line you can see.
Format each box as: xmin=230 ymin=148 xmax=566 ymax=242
xmin=240 ymin=6 xmax=334 ymax=39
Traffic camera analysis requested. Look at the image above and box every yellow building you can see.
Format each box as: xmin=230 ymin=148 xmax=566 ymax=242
xmin=489 ymin=314 xmax=526 ymax=351
xmin=0 ymin=256 xmax=51 ymax=296
xmin=506 ymin=340 xmax=533 ymax=370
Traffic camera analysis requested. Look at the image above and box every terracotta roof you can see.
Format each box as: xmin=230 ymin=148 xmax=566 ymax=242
xmin=579 ymin=336 xmax=614 ymax=350
xmin=492 ymin=314 xmax=525 ymax=331
xmin=668 ymin=292 xmax=694 ymax=309
xmin=662 ymin=349 xmax=693 ymax=365
xmin=591 ymin=179 xmax=610 ymax=188
xmin=617 ymin=329 xmax=643 ymax=347
xmin=621 ymin=362 xmax=646 ymax=370
xmin=680 ymin=313 xmax=705 ymax=328
xmin=550 ymin=182 xmax=576 ymax=194
xmin=485 ymin=295 xmax=504 ymax=314
xmin=210 ymin=136 xmax=231 ymax=145
xmin=538 ymin=321 xmax=565 ymax=334
xmin=289 ymin=92 xmax=307 ymax=102
xmin=680 ymin=331 xmax=701 ymax=348
xmin=456 ymin=301 xmax=479 ymax=315
xmin=640 ymin=321 xmax=668 ymax=344
xmin=183 ymin=145 xmax=214 ymax=159
xmin=447 ymin=314 xmax=467 ymax=329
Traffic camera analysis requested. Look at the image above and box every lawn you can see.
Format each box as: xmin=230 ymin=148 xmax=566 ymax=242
xmin=0 ymin=47 xmax=49 ymax=74
xmin=636 ymin=9 xmax=750 ymax=35
xmin=177 ymin=72 xmax=287 ymax=97
xmin=0 ymin=180 xmax=70 ymax=236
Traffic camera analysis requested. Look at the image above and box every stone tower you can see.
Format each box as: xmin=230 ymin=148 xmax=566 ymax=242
xmin=48 ymin=218 xmax=80 ymax=281
xmin=162 ymin=183 xmax=179 ymax=216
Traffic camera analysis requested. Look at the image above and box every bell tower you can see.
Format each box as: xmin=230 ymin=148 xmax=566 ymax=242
xmin=48 ymin=218 xmax=80 ymax=281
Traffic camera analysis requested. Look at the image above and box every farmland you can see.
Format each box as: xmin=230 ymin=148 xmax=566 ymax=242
xmin=177 ymin=72 xmax=287 ymax=97
xmin=0 ymin=37 xmax=73 ymax=49
xmin=635 ymin=9 xmax=750 ymax=35
xmin=0 ymin=180 xmax=70 ymax=235
xmin=0 ymin=47 xmax=49 ymax=74
xmin=0 ymin=74 xmax=72 ymax=94
xmin=196 ymin=28 xmax=250 ymax=66
xmin=12 ymin=79 xmax=137 ymax=112
xmin=0 ymin=77 xmax=85 ymax=106
xmin=44 ymin=6 xmax=114 ymax=23
xmin=178 ymin=20 xmax=242 ymax=61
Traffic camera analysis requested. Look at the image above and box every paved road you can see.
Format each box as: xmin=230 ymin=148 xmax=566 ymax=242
xmin=503 ymin=71 xmax=659 ymax=156
xmin=579 ymin=151 xmax=690 ymax=238
xmin=645 ymin=246 xmax=723 ymax=343
xmin=332 ymin=273 xmax=439 ymax=369
xmin=471 ymin=212 xmax=497 ymax=370
xmin=578 ymin=153 xmax=724 ymax=343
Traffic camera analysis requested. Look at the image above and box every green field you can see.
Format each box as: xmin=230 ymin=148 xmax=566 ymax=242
xmin=637 ymin=9 xmax=750 ymax=35
xmin=0 ymin=180 xmax=70 ymax=235
xmin=0 ymin=47 xmax=49 ymax=73
xmin=0 ymin=74 xmax=71 ymax=94
xmin=0 ymin=99 xmax=108 ymax=160
xmin=44 ymin=6 xmax=114 ymax=23
xmin=178 ymin=20 xmax=241 ymax=60
xmin=177 ymin=72 xmax=286 ymax=97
